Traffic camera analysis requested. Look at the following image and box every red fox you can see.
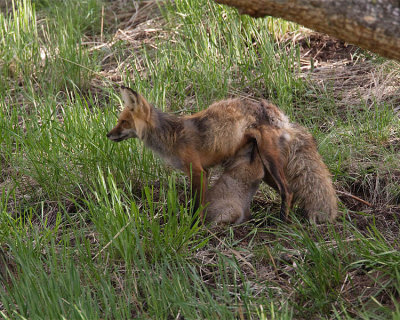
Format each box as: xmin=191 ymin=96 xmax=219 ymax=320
xmin=205 ymin=142 xmax=264 ymax=225
xmin=207 ymin=123 xmax=338 ymax=224
xmin=107 ymin=86 xmax=292 ymax=220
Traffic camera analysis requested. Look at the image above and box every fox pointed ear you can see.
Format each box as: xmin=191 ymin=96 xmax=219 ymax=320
xmin=120 ymin=86 xmax=140 ymax=111
xmin=120 ymin=86 xmax=152 ymax=121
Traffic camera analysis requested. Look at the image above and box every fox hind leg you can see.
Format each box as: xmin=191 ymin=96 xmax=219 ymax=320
xmin=247 ymin=129 xmax=292 ymax=222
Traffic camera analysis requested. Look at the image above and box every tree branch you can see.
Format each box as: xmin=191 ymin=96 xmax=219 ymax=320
xmin=214 ymin=0 xmax=400 ymax=61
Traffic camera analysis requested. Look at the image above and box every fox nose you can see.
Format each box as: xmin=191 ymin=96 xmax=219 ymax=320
xmin=106 ymin=131 xmax=111 ymax=138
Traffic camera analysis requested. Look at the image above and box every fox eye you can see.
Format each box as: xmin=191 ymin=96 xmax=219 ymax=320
xmin=120 ymin=120 xmax=127 ymax=125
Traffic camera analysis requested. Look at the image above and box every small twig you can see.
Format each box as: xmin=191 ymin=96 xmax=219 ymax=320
xmin=92 ymin=204 xmax=142 ymax=261
xmin=339 ymin=273 xmax=349 ymax=298
xmin=336 ymin=190 xmax=373 ymax=207
xmin=92 ymin=219 xmax=132 ymax=261
xmin=265 ymin=245 xmax=280 ymax=278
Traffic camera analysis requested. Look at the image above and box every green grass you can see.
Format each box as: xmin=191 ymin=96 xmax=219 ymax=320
xmin=1 ymin=0 xmax=400 ymax=319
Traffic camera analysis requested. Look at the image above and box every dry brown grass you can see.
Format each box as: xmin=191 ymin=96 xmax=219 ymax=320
xmin=296 ymin=31 xmax=400 ymax=112
xmin=90 ymin=0 xmax=168 ymax=90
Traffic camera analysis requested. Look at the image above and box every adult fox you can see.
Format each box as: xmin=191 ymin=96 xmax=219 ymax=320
xmin=107 ymin=86 xmax=291 ymax=220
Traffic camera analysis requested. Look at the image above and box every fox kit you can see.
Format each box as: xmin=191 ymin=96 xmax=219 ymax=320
xmin=107 ymin=86 xmax=291 ymax=219
xmin=205 ymin=142 xmax=264 ymax=225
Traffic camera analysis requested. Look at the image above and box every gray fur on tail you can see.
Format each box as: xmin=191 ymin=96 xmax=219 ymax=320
xmin=283 ymin=124 xmax=338 ymax=223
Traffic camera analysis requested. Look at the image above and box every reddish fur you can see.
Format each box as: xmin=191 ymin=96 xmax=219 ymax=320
xmin=107 ymin=87 xmax=291 ymax=220
xmin=207 ymin=123 xmax=337 ymax=225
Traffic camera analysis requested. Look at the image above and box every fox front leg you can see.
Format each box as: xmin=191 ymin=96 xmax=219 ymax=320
xmin=185 ymin=164 xmax=208 ymax=221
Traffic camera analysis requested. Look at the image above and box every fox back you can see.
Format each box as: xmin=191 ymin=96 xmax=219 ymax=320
xmin=107 ymin=87 xmax=289 ymax=170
